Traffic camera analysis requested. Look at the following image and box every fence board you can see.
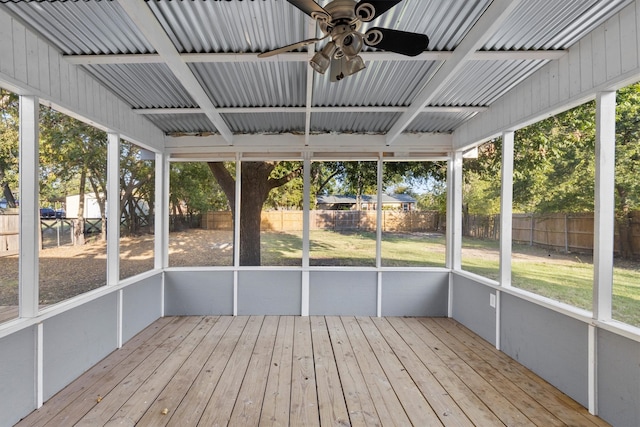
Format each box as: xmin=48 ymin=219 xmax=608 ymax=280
xmin=204 ymin=210 xmax=441 ymax=233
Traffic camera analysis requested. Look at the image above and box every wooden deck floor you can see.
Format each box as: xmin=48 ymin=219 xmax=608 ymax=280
xmin=16 ymin=316 xmax=610 ymax=427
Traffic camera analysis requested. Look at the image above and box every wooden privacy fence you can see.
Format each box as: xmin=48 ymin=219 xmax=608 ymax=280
xmin=0 ymin=210 xmax=19 ymax=257
xmin=466 ymin=212 xmax=640 ymax=256
xmin=203 ymin=210 xmax=442 ymax=233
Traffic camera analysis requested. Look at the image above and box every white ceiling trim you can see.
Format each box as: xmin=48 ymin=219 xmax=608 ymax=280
xmin=116 ymin=0 xmax=234 ymax=144
xmin=133 ymin=106 xmax=488 ymax=114
xmin=385 ymin=0 xmax=525 ymax=145
xmin=305 ymin=19 xmax=317 ymax=146
xmin=165 ymin=133 xmax=453 ymax=155
xmin=62 ymin=50 xmax=567 ymax=65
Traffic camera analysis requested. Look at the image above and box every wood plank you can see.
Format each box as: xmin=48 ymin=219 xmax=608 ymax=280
xmin=325 ymin=316 xmax=381 ymax=427
xmin=386 ymin=317 xmax=504 ymax=426
xmin=16 ymin=316 xmax=613 ymax=427
xmin=356 ymin=316 xmax=443 ymax=426
xmin=422 ymin=318 xmax=565 ymax=426
xmin=437 ymin=318 xmax=610 ymax=427
xmin=197 ymin=315 xmax=265 ymax=426
xmin=73 ymin=316 xmax=204 ymax=426
xmin=310 ymin=316 xmax=350 ymax=427
xmin=104 ymin=316 xmax=221 ymax=425
xmin=340 ymin=316 xmax=412 ymax=426
xmin=228 ymin=316 xmax=280 ymax=426
xmin=290 ymin=316 xmax=319 ymax=426
xmin=16 ymin=317 xmax=174 ymax=427
xmin=136 ymin=316 xmax=233 ymax=426
xmin=407 ymin=318 xmax=535 ymax=426
xmin=260 ymin=316 xmax=294 ymax=426
xmin=370 ymin=317 xmax=474 ymax=427
xmin=165 ymin=316 xmax=250 ymax=426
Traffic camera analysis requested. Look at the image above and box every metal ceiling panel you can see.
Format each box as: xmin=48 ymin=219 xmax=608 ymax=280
xmin=433 ymin=60 xmax=548 ymax=106
xmin=190 ymin=62 xmax=307 ymax=108
xmin=143 ymin=113 xmax=216 ymax=134
xmin=406 ymin=112 xmax=479 ymax=133
xmin=85 ymin=64 xmax=197 ymax=109
xmin=4 ymin=1 xmax=152 ymax=54
xmin=147 ymin=0 xmax=307 ymax=53
xmin=311 ymin=112 xmax=401 ymax=133
xmin=312 ymin=60 xmax=440 ymax=107
xmin=484 ymin=0 xmax=632 ymax=49
xmin=359 ymin=0 xmax=491 ymax=51
xmin=223 ymin=113 xmax=305 ymax=134
xmin=0 ymin=0 xmax=634 ymax=139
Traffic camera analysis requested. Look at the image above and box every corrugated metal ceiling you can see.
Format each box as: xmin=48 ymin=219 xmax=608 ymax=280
xmin=0 ymin=0 xmax=633 ymax=138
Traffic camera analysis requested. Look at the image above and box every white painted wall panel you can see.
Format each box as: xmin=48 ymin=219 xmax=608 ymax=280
xmin=580 ymin=35 xmax=593 ymax=92
xmin=48 ymin=47 xmax=60 ymax=101
xmin=605 ymin=15 xmax=622 ymax=81
xmin=26 ymin=31 xmax=39 ymax=89
xmin=454 ymin=1 xmax=640 ymax=148
xmin=12 ymin=20 xmax=27 ymax=84
xmin=38 ymin=38 xmax=50 ymax=96
xmin=0 ymin=11 xmax=13 ymax=76
xmin=0 ymin=8 xmax=163 ymax=151
xmin=620 ymin=7 xmax=638 ymax=73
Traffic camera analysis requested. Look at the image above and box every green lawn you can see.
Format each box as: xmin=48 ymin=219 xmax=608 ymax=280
xmin=262 ymin=230 xmax=640 ymax=327
xmin=2 ymin=229 xmax=638 ymax=329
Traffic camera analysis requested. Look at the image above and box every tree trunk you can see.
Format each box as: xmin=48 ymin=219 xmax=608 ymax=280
xmin=75 ymin=169 xmax=86 ymax=245
xmin=0 ymin=168 xmax=16 ymax=208
xmin=208 ymin=162 xmax=276 ymax=266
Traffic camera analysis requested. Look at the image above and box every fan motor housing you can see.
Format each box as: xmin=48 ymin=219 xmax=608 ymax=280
xmin=318 ymin=0 xmax=362 ymax=34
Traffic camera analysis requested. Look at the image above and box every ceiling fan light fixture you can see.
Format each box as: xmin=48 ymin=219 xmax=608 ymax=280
xmin=310 ymin=41 xmax=337 ymax=74
xmin=341 ymin=32 xmax=363 ymax=58
xmin=344 ymin=54 xmax=366 ymax=76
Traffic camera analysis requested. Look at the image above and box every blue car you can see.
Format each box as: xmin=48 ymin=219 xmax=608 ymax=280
xmin=40 ymin=207 xmax=56 ymax=219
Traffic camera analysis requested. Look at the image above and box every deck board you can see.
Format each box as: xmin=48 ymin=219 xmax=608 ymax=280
xmin=16 ymin=316 xmax=611 ymax=427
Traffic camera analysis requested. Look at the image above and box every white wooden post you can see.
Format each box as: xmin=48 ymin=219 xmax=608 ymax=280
xmin=447 ymin=151 xmax=463 ymax=270
xmin=19 ymin=95 xmax=39 ymax=318
xmin=590 ymin=90 xmax=616 ymax=416
xmin=376 ymin=155 xmax=383 ymax=317
xmin=500 ymin=131 xmax=514 ymax=287
xmin=593 ymin=91 xmax=616 ymax=322
xmin=233 ymin=154 xmax=241 ymax=316
xmin=301 ymin=154 xmax=310 ymax=316
xmin=155 ymin=152 xmax=168 ymax=269
xmin=106 ymin=133 xmax=120 ymax=286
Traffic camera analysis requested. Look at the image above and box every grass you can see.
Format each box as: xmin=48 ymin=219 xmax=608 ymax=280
xmin=262 ymin=231 xmax=640 ymax=327
xmin=1 ymin=229 xmax=638 ymax=328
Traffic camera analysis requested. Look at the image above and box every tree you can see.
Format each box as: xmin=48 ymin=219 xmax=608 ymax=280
xmin=206 ymin=160 xmax=445 ymax=266
xmin=0 ymin=90 xmax=19 ymax=207
xmin=39 ymin=106 xmax=107 ymax=244
xmin=208 ymin=161 xmax=302 ymax=266
xmin=615 ymin=83 xmax=640 ymax=258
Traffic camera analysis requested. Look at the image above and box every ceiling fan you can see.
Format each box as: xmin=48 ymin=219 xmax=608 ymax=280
xmin=258 ymin=0 xmax=429 ymax=82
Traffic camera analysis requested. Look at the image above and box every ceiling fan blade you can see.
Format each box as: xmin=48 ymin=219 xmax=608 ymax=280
xmin=364 ymin=27 xmax=429 ymax=57
xmin=258 ymin=38 xmax=322 ymax=58
xmin=287 ymin=0 xmax=328 ymax=18
xmin=355 ymin=0 xmax=403 ymax=22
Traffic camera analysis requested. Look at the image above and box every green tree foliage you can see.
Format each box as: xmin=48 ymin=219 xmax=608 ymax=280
xmin=170 ymin=162 xmax=229 ymax=217
xmin=0 ymin=90 xmax=19 ymax=207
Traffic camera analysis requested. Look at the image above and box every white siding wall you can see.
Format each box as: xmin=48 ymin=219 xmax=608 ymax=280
xmin=0 ymin=8 xmax=164 ymax=151
xmin=454 ymin=1 xmax=640 ymax=149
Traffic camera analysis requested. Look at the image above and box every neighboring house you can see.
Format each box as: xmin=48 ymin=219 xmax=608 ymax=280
xmin=316 ymin=194 xmax=416 ymax=211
